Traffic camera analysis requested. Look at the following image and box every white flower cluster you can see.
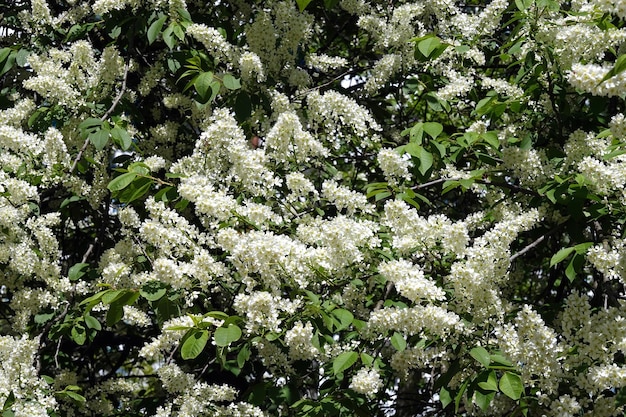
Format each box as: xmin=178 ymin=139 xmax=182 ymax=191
xmin=382 ymin=200 xmax=470 ymax=257
xmin=245 ymin=1 xmax=313 ymax=80
xmin=187 ymin=24 xmax=233 ymax=63
xmin=233 ymin=291 xmax=300 ymax=334
xmin=306 ymin=90 xmax=381 ymax=148
xmin=378 ymin=259 xmax=446 ymax=303
xmin=239 ymin=51 xmax=266 ymax=83
xmin=349 ymin=368 xmax=383 ymax=398
xmin=357 ymin=4 xmax=425 ymax=50
xmin=501 ymin=146 xmax=553 ymax=185
xmin=593 ymin=0 xmax=626 ymax=19
xmin=264 ymin=111 xmax=328 ymax=164
xmin=175 ymin=108 xmax=280 ymax=196
xmin=305 ymin=53 xmax=348 ymax=73
xmin=448 ymin=209 xmax=541 ymax=319
xmin=377 ymin=148 xmax=413 ymax=184
xmin=365 ymin=54 xmax=401 ymax=93
xmin=296 ymin=215 xmax=380 ymax=269
xmin=0 ymin=336 xmax=57 ymax=416
xmin=495 ymin=305 xmax=562 ymax=393
xmin=284 ymin=321 xmax=318 ymax=360
xmin=217 ymin=228 xmax=314 ymax=290
xmin=568 ymin=63 xmax=626 ymax=97
xmin=366 ymin=305 xmax=464 ymax=340
xmin=321 ymin=180 xmax=373 ymax=215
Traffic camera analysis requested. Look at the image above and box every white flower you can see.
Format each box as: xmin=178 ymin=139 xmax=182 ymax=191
xmin=349 ymin=368 xmax=382 ymax=397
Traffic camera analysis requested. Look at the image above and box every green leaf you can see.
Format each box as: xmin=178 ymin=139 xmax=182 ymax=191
xmin=296 ymin=0 xmax=313 ymax=11
xmin=390 ymin=332 xmax=407 ymax=352
xmin=106 ymin=303 xmax=124 ymax=326
xmin=15 ymin=49 xmax=30 ymax=67
xmin=214 ymin=324 xmax=242 ymax=347
xmin=237 ymin=343 xmax=251 ymax=368
xmin=71 ymin=323 xmax=87 ymax=345
xmin=222 ymin=73 xmax=241 ymax=90
xmin=110 ymin=127 xmax=133 ymax=150
xmin=423 ymin=122 xmax=443 ymax=140
xmin=163 ymin=24 xmax=176 ymax=49
xmin=599 ymin=54 xmax=626 ymax=85
xmin=331 ymin=309 xmax=354 ymax=330
xmin=181 ymin=329 xmax=209 ymax=359
xmin=499 ymin=372 xmax=523 ymax=400
xmin=470 ymin=346 xmax=491 ymax=368
xmin=108 ymin=172 xmax=138 ymax=192
xmin=418 ymin=37 xmax=441 ymax=58
xmin=474 ymin=390 xmax=496 ymax=411
xmin=63 ymin=390 xmax=86 ymax=403
xmin=565 ymin=253 xmax=585 ymax=282
xmin=549 ymin=247 xmax=575 ymax=268
xmin=515 ymin=0 xmax=533 ymax=10
xmin=147 ymin=15 xmax=167 ymax=44
xmin=2 ymin=391 xmax=15 ymax=411
xmin=68 ymin=263 xmax=89 ymax=281
xmin=194 ymin=71 xmax=214 ymax=99
xmin=440 ymin=387 xmax=452 ymax=409
xmin=84 ymin=314 xmax=101 ymax=331
xmin=333 ymin=351 xmax=358 ymax=375
xmin=140 ymin=281 xmax=168 ymax=301
xmin=418 ymin=147 xmax=433 ymax=176
xmin=89 ymin=129 xmax=110 ymax=150
xmin=455 ymin=377 xmax=470 ymax=413
xmin=117 ymin=177 xmax=153 ymax=203
xmin=477 ymin=370 xmax=498 ymax=391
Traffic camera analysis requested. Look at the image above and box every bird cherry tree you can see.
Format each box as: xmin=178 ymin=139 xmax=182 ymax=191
xmin=2 ymin=0 xmax=626 ymax=415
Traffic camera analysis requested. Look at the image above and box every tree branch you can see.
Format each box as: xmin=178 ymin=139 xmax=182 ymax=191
xmin=69 ymin=61 xmax=130 ymax=174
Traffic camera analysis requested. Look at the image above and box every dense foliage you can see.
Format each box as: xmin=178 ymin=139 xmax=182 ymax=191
xmin=2 ymin=0 xmax=626 ymax=415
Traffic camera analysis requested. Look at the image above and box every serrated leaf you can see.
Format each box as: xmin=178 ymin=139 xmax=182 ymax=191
xmin=147 ymin=15 xmax=167 ymax=44
xmin=108 ymin=172 xmax=137 ymax=192
xmin=470 ymin=346 xmax=491 ymax=368
xmin=181 ymin=329 xmax=209 ymax=359
xmin=214 ymin=324 xmax=242 ymax=347
xmin=550 ymin=247 xmax=575 ymax=268
xmin=333 ymin=351 xmax=358 ymax=375
xmin=222 ymin=73 xmax=241 ymax=90
xmin=390 ymin=332 xmax=407 ymax=352
xmin=499 ymin=372 xmax=523 ymax=400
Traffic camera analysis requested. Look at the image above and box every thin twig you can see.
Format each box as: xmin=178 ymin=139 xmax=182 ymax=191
xmin=509 ymin=223 xmax=565 ymax=262
xmin=69 ymin=61 xmax=131 ymax=173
